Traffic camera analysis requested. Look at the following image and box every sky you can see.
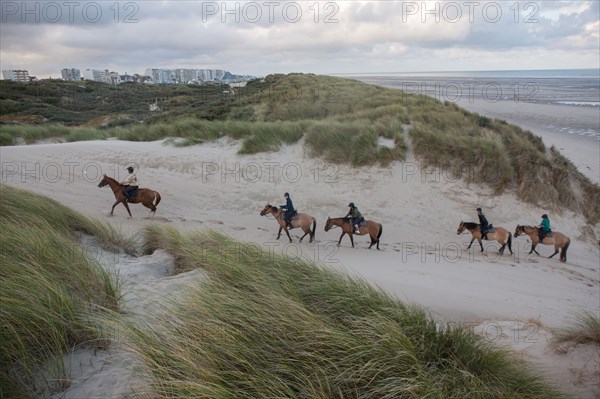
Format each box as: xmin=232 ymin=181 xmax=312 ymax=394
xmin=1 ymin=0 xmax=599 ymax=78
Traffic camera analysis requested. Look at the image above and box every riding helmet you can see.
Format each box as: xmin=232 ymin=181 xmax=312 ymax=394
xmin=348 ymin=202 xmax=355 ymax=208
xmin=284 ymin=192 xmax=289 ymax=197
xmin=542 ymin=214 xmax=548 ymax=219
xmin=127 ymin=166 xmax=134 ymax=172
xmin=476 ymin=207 xmax=482 ymax=211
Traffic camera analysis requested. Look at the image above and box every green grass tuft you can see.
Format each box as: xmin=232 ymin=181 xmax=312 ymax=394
xmin=127 ymin=225 xmax=565 ymax=398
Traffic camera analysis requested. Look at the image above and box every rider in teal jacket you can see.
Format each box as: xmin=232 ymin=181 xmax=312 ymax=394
xmin=539 ymin=214 xmax=551 ymax=242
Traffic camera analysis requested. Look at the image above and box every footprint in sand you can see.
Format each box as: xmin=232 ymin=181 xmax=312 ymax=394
xmin=207 ymin=220 xmax=224 ymax=225
xmin=232 ymin=226 xmax=246 ymax=231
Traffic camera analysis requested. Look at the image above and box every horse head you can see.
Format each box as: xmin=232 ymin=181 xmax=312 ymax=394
xmin=514 ymin=225 xmax=524 ymax=237
xmin=260 ymin=204 xmax=275 ymax=216
xmin=98 ymin=174 xmax=108 ymax=188
xmin=456 ymin=221 xmax=465 ymax=235
xmin=324 ymin=217 xmax=332 ymax=231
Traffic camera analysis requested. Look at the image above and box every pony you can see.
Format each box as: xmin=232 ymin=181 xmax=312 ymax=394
xmin=98 ymin=174 xmax=161 ymax=218
xmin=457 ymin=221 xmax=512 ymax=255
xmin=260 ymin=205 xmax=316 ymax=243
xmin=514 ymin=225 xmax=571 ymax=262
xmin=324 ymin=217 xmax=382 ymax=250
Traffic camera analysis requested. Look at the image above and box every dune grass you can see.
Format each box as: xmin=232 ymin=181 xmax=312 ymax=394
xmin=1 ymin=74 xmax=598 ymax=224
xmin=0 ymin=185 xmax=130 ymax=397
xmin=553 ymin=309 xmax=600 ymax=348
xmin=129 ymin=224 xmax=565 ymax=398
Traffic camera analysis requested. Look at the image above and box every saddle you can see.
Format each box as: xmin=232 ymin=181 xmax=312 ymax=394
xmin=485 ymin=224 xmax=495 ymax=233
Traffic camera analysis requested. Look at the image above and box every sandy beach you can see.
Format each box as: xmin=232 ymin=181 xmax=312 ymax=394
xmin=1 ymin=133 xmax=599 ymax=397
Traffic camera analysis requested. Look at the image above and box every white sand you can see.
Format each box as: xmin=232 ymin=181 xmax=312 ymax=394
xmin=2 ymin=137 xmax=599 ymax=397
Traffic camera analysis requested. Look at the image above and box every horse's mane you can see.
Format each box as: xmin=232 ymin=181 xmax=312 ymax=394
xmin=463 ymin=222 xmax=479 ymax=229
xmin=270 ymin=206 xmax=279 ymax=211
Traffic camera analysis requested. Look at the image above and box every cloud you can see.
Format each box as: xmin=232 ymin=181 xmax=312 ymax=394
xmin=1 ymin=1 xmax=598 ymax=77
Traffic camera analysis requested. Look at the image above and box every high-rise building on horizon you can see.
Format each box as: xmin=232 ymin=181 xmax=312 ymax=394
xmin=61 ymin=68 xmax=81 ymax=81
xmin=2 ymin=69 xmax=30 ymax=82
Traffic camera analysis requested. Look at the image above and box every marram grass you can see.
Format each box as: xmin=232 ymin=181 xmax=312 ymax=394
xmin=129 ymin=225 xmax=565 ymax=398
xmin=0 ymin=185 xmax=126 ymax=397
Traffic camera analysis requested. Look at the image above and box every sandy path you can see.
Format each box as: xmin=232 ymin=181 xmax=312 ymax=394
xmin=2 ymin=139 xmax=598 ymax=397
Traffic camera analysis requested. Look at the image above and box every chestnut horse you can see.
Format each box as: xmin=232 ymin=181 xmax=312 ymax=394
xmin=514 ymin=225 xmax=570 ymax=262
xmin=457 ymin=221 xmax=512 ymax=255
xmin=260 ymin=205 xmax=316 ymax=243
xmin=98 ymin=175 xmax=161 ymax=218
xmin=324 ymin=217 xmax=382 ymax=250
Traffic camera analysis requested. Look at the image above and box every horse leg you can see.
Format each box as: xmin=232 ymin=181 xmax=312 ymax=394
xmin=549 ymin=245 xmax=559 ymax=259
xmin=285 ymin=227 xmax=293 ymax=243
xmin=276 ymin=226 xmax=282 ymax=240
xmin=110 ymin=200 xmax=121 ymax=215
xmin=299 ymin=227 xmax=309 ymax=243
xmin=467 ymin=237 xmax=475 ymax=249
xmin=368 ymin=236 xmax=374 ymax=249
xmin=338 ymin=232 xmax=345 ymax=247
xmin=349 ymin=234 xmax=355 ymax=248
xmin=499 ymin=242 xmax=506 ymax=255
xmin=478 ymin=239 xmax=484 ymax=252
xmin=122 ymin=201 xmax=132 ymax=218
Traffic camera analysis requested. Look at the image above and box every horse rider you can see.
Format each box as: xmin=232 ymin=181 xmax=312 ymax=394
xmin=476 ymin=207 xmax=489 ymax=240
xmin=280 ymin=192 xmax=297 ymax=228
xmin=346 ymin=202 xmax=365 ymax=234
xmin=121 ymin=166 xmax=139 ymax=200
xmin=538 ymin=214 xmax=552 ymax=242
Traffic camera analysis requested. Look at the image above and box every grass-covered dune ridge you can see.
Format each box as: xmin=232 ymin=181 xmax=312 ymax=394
xmin=0 ymin=185 xmax=131 ymax=397
xmin=1 ymin=74 xmax=598 ymax=224
xmin=131 ymin=224 xmax=565 ymax=398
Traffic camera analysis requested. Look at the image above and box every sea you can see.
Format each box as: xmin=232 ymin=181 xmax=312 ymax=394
xmin=339 ymin=68 xmax=600 ymax=107
xmin=339 ymin=68 xmax=600 ymax=181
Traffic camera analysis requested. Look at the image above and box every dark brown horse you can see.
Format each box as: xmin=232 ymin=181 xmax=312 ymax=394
xmin=98 ymin=175 xmax=161 ymax=218
xmin=324 ymin=217 xmax=382 ymax=250
xmin=457 ymin=221 xmax=512 ymax=255
xmin=514 ymin=225 xmax=571 ymax=262
xmin=260 ymin=204 xmax=316 ymax=243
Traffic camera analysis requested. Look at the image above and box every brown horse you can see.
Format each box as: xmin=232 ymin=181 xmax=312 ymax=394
xmin=514 ymin=225 xmax=571 ymax=262
xmin=98 ymin=175 xmax=161 ymax=218
xmin=324 ymin=217 xmax=382 ymax=250
xmin=457 ymin=222 xmax=512 ymax=255
xmin=260 ymin=205 xmax=316 ymax=243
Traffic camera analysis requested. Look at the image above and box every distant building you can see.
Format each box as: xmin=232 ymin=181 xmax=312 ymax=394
xmin=144 ymin=68 xmax=174 ymax=84
xmin=174 ymin=69 xmax=198 ymax=84
xmin=2 ymin=69 xmax=30 ymax=82
xmin=82 ymin=69 xmax=120 ymax=84
xmin=61 ymin=68 xmax=81 ymax=81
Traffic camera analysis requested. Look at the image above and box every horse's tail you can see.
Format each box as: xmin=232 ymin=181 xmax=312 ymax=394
xmin=153 ymin=191 xmax=161 ymax=207
xmin=561 ymin=237 xmax=571 ymax=262
xmin=311 ymin=218 xmax=316 ymax=240
xmin=377 ymin=223 xmax=383 ymax=243
xmin=507 ymin=231 xmax=512 ymax=254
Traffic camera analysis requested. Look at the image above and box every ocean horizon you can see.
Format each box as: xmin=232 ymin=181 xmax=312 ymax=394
xmin=334 ymin=68 xmax=600 ymax=79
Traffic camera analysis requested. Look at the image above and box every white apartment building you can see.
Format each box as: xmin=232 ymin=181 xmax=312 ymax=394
xmin=61 ymin=68 xmax=81 ymax=81
xmin=2 ymin=69 xmax=30 ymax=82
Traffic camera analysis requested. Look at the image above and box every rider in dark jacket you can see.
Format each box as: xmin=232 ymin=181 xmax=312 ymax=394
xmin=477 ymin=207 xmax=489 ymax=240
xmin=280 ymin=192 xmax=296 ymax=227
xmin=346 ymin=202 xmax=365 ymax=234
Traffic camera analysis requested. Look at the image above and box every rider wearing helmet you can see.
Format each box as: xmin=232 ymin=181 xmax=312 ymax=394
xmin=477 ymin=207 xmax=489 ymax=240
xmin=538 ymin=214 xmax=551 ymax=242
xmin=279 ymin=192 xmax=296 ymax=228
xmin=346 ymin=202 xmax=365 ymax=234
xmin=121 ymin=166 xmax=139 ymax=199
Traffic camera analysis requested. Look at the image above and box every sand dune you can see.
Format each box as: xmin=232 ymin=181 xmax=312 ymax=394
xmin=2 ymin=138 xmax=599 ymax=398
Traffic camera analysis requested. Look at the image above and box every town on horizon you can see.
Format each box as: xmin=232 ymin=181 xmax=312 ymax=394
xmin=1 ymin=67 xmax=257 ymax=85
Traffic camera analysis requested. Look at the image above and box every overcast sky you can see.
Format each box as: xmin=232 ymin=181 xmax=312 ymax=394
xmin=1 ymin=1 xmax=598 ymax=77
